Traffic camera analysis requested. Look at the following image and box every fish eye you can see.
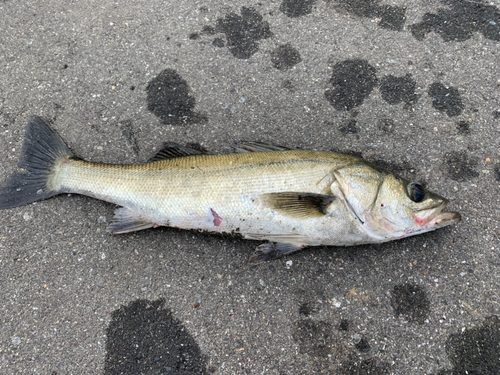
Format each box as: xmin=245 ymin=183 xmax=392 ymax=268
xmin=407 ymin=183 xmax=425 ymax=203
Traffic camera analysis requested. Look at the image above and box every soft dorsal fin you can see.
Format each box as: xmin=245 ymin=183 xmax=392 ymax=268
xmin=233 ymin=141 xmax=292 ymax=154
xmin=150 ymin=142 xmax=209 ymax=161
xmin=261 ymin=192 xmax=336 ymax=218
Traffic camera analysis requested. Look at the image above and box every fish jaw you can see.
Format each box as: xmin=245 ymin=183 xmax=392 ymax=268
xmin=404 ymin=203 xmax=461 ymax=237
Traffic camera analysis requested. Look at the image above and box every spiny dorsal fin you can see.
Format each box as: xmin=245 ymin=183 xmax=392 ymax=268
xmin=150 ymin=142 xmax=209 ymax=162
xmin=233 ymin=141 xmax=292 ymax=154
xmin=261 ymin=192 xmax=336 ymax=219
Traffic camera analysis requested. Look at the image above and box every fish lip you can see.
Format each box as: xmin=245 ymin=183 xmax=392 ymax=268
xmin=413 ymin=201 xmax=461 ymax=226
xmin=433 ymin=210 xmax=461 ymax=224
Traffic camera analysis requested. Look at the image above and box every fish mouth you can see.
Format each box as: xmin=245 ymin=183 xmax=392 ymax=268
xmin=413 ymin=201 xmax=461 ymax=228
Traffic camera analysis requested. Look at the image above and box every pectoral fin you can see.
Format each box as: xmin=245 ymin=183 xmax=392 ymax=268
xmin=261 ymin=192 xmax=336 ymax=218
xmin=249 ymin=242 xmax=307 ymax=264
xmin=107 ymin=207 xmax=155 ymax=234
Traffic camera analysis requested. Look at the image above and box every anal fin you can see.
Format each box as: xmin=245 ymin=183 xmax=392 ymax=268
xmin=249 ymin=242 xmax=307 ymax=264
xmin=107 ymin=207 xmax=155 ymax=234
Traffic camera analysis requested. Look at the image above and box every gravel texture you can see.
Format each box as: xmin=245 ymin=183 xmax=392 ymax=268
xmin=1 ymin=0 xmax=499 ymax=374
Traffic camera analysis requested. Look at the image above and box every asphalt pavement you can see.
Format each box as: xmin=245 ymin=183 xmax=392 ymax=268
xmin=1 ymin=0 xmax=499 ymax=374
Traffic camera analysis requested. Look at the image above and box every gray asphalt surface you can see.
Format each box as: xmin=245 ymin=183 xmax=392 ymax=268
xmin=1 ymin=1 xmax=499 ymax=374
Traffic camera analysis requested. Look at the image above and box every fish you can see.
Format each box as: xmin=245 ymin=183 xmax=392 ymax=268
xmin=0 ymin=117 xmax=460 ymax=263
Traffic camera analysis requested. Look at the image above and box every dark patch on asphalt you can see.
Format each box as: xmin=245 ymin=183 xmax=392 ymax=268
xmin=410 ymin=0 xmax=500 ymax=42
xmin=202 ymin=25 xmax=215 ymax=35
xmin=456 ymin=121 xmax=471 ymax=135
xmin=212 ymin=38 xmax=225 ymax=48
xmin=377 ymin=118 xmax=395 ymax=134
xmin=437 ymin=316 xmax=500 ymax=375
xmin=444 ymin=151 xmax=479 ymax=181
xmin=379 ymin=74 xmax=418 ymax=105
xmin=495 ymin=164 xmax=500 ymax=182
xmin=339 ymin=319 xmax=350 ymax=331
xmin=271 ymin=43 xmax=302 ymax=70
xmin=428 ymin=82 xmax=464 ymax=117
xmin=146 ymin=68 xmax=207 ymax=125
xmin=391 ymin=283 xmax=430 ymax=324
xmin=292 ymin=319 xmax=335 ymax=357
xmin=104 ymin=299 xmax=208 ymax=374
xmin=334 ymin=0 xmax=407 ymax=31
xmin=355 ymin=337 xmax=371 ymax=352
xmin=325 ymin=59 xmax=378 ymax=111
xmin=340 ymin=119 xmax=358 ymax=134
xmin=215 ymin=7 xmax=272 ymax=59
xmin=493 ymin=109 xmax=500 ymax=119
xmin=341 ymin=358 xmax=390 ymax=375
xmin=281 ymin=79 xmax=296 ymax=91
xmin=298 ymin=302 xmax=318 ymax=317
xmin=189 ymin=33 xmax=200 ymax=40
xmin=119 ymin=120 xmax=140 ymax=156
xmin=280 ymin=0 xmax=315 ymax=18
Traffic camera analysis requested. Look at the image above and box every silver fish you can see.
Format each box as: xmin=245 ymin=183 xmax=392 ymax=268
xmin=0 ymin=117 xmax=460 ymax=263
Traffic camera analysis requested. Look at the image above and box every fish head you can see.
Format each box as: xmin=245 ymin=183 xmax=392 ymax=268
xmin=333 ymin=163 xmax=461 ymax=241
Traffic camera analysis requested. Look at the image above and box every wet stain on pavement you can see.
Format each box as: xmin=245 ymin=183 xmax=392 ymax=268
xmin=410 ymin=0 xmax=500 ymax=42
xmin=146 ymin=69 xmax=207 ymax=125
xmin=212 ymin=38 xmax=225 ymax=48
xmin=215 ymin=7 xmax=272 ymax=59
xmin=333 ymin=0 xmax=407 ymax=31
xmin=437 ymin=315 xmax=500 ymax=374
xmin=325 ymin=59 xmax=378 ymax=111
xmin=119 ymin=120 xmax=140 ymax=156
xmin=280 ymin=0 xmax=316 ymax=18
xmin=391 ymin=283 xmax=430 ymax=324
xmin=201 ymin=25 xmax=215 ymax=35
xmin=377 ymin=118 xmax=395 ymax=134
xmin=354 ymin=336 xmax=371 ymax=352
xmin=298 ymin=302 xmax=318 ymax=317
xmin=444 ymin=151 xmax=479 ymax=181
xmin=340 ymin=119 xmax=359 ymax=134
xmin=339 ymin=319 xmax=351 ymax=331
xmin=104 ymin=299 xmax=207 ymax=374
xmin=495 ymin=164 xmax=500 ymax=182
xmin=428 ymin=82 xmax=464 ymax=117
xmin=271 ymin=43 xmax=302 ymax=70
xmin=380 ymin=74 xmax=418 ymax=106
xmin=456 ymin=121 xmax=471 ymax=135
xmin=292 ymin=319 xmax=335 ymax=357
xmin=341 ymin=358 xmax=390 ymax=375
xmin=281 ymin=79 xmax=296 ymax=92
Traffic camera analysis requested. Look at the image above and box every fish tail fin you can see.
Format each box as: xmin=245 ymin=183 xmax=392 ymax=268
xmin=0 ymin=116 xmax=74 ymax=209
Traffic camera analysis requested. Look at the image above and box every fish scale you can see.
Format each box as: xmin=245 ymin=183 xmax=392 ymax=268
xmin=0 ymin=117 xmax=460 ymax=264
xmin=54 ymin=152 xmax=353 ymax=234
